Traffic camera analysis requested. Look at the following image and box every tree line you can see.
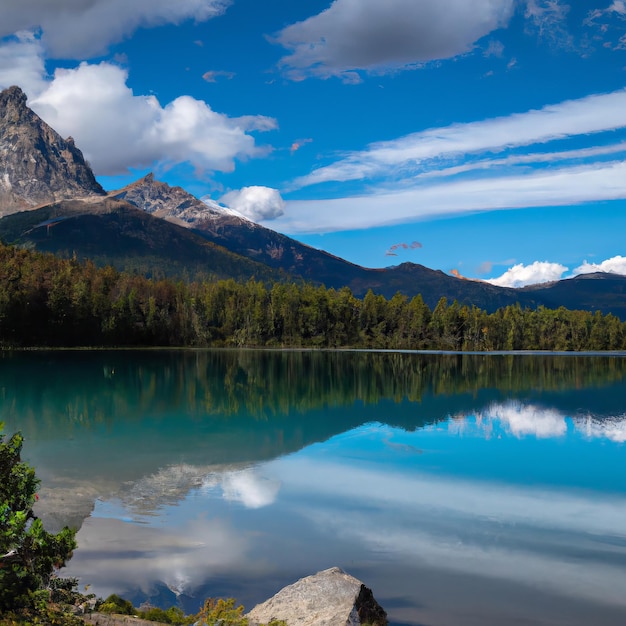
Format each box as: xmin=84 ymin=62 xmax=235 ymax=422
xmin=0 ymin=242 xmax=624 ymax=350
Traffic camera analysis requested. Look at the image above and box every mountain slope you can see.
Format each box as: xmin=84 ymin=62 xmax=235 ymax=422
xmin=0 ymin=86 xmax=105 ymax=214
xmin=523 ymin=272 xmax=626 ymax=319
xmin=0 ymin=196 xmax=285 ymax=282
xmin=111 ymin=174 xmax=542 ymax=310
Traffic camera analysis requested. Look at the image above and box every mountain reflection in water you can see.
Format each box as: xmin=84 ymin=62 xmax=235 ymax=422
xmin=2 ymin=350 xmax=626 ymax=626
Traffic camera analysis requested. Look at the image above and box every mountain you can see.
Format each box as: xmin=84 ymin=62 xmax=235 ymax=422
xmin=0 ymin=86 xmax=105 ymax=214
xmin=523 ymin=272 xmax=626 ymax=319
xmin=110 ymin=174 xmax=541 ymax=310
xmin=1 ymin=84 xmax=625 ymax=319
xmin=0 ymin=196 xmax=285 ymax=283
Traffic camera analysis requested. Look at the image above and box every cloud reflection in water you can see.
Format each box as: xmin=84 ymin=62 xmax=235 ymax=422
xmin=449 ymin=400 xmax=626 ymax=442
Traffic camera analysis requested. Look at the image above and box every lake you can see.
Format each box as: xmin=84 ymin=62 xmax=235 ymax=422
xmin=2 ymin=349 xmax=626 ymax=626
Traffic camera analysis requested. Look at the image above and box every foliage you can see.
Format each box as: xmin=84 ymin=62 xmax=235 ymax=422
xmin=98 ymin=593 xmax=136 ymax=615
xmin=0 ymin=424 xmax=77 ymax=612
xmin=195 ymin=598 xmax=286 ymax=626
xmin=0 ymin=241 xmax=625 ymax=351
xmin=196 ymin=597 xmax=248 ymax=626
xmin=95 ymin=595 xmax=286 ymax=626
xmin=137 ymin=605 xmax=189 ymax=625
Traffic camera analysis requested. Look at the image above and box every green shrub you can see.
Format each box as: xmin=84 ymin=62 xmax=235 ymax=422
xmin=0 ymin=425 xmax=77 ymax=611
xmin=98 ymin=593 xmax=137 ymax=615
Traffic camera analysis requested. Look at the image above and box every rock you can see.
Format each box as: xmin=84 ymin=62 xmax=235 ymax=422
xmin=246 ymin=567 xmax=387 ymax=626
xmin=0 ymin=85 xmax=105 ymax=215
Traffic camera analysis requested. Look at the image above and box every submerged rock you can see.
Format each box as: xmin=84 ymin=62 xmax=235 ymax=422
xmin=246 ymin=567 xmax=387 ymax=626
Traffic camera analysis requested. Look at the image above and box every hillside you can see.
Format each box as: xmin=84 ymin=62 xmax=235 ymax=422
xmin=0 ymin=197 xmax=285 ymax=283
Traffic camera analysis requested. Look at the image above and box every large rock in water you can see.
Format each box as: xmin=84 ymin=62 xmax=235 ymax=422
xmin=246 ymin=567 xmax=387 ymax=626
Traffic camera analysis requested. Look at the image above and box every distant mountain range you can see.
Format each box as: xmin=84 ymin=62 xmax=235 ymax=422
xmin=1 ymin=84 xmax=625 ymax=318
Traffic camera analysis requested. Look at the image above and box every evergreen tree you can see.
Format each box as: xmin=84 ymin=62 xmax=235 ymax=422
xmin=0 ymin=425 xmax=76 ymax=610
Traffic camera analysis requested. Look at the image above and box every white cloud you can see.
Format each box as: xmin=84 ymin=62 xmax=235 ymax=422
xmin=64 ymin=513 xmax=250 ymax=599
xmin=524 ymin=0 xmax=572 ymax=46
xmin=292 ymin=89 xmax=626 ymax=189
xmin=273 ymin=0 xmax=515 ymax=81
xmin=221 ymin=186 xmax=285 ymax=222
xmin=573 ymin=255 xmax=626 ymax=276
xmin=0 ymin=32 xmax=47 ymax=98
xmin=0 ymin=0 xmax=231 ymax=58
xmin=220 ymin=469 xmax=281 ymax=509
xmin=577 ymin=414 xmax=626 ymax=443
xmin=271 ymin=88 xmax=626 ymax=234
xmin=273 ymin=160 xmax=626 ymax=234
xmin=474 ymin=255 xmax=626 ymax=289
xmin=455 ymin=402 xmax=626 ymax=444
xmin=19 ymin=61 xmax=276 ymax=176
xmin=485 ymin=261 xmax=568 ymax=287
xmin=479 ymin=402 xmax=568 ymax=438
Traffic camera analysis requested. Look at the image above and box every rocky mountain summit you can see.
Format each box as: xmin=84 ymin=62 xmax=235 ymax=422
xmin=109 ymin=173 xmax=247 ymax=231
xmin=0 ymin=86 xmax=105 ymax=215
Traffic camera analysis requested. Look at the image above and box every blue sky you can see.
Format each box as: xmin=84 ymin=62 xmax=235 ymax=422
xmin=1 ymin=0 xmax=626 ymax=286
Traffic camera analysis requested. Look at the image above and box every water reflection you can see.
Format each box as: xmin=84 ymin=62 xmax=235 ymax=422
xmin=1 ymin=350 xmax=626 ymax=625
xmin=452 ymin=401 xmax=626 ymax=442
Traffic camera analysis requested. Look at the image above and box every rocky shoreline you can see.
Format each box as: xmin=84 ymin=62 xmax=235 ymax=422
xmin=83 ymin=567 xmax=387 ymax=626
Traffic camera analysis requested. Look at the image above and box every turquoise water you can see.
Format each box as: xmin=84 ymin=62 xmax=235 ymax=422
xmin=2 ymin=350 xmax=625 ymax=625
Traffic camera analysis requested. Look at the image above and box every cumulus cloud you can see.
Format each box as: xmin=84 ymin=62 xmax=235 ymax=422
xmin=0 ymin=32 xmax=47 ymax=98
xmin=0 ymin=0 xmax=231 ymax=59
xmin=273 ymin=0 xmax=515 ymax=81
xmin=485 ymin=261 xmax=568 ymax=287
xmin=220 ymin=186 xmax=285 ymax=222
xmin=16 ymin=61 xmax=276 ymax=176
xmin=573 ymin=255 xmax=626 ymax=276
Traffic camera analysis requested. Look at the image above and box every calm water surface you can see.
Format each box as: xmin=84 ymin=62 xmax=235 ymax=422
xmin=2 ymin=350 xmax=626 ymax=626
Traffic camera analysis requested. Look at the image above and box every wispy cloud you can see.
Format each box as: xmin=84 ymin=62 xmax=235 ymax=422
xmin=277 ymin=160 xmax=626 ymax=233
xmin=290 ymin=138 xmax=313 ymax=154
xmin=292 ymin=89 xmax=626 ymax=189
xmin=202 ymin=70 xmax=235 ymax=83
xmin=272 ymin=89 xmax=626 ymax=235
xmin=385 ymin=241 xmax=422 ymax=257
xmin=584 ymin=0 xmax=626 ymax=50
xmin=524 ymin=0 xmax=572 ymax=48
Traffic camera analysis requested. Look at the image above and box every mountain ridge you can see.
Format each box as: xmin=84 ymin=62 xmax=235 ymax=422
xmin=0 ymin=86 xmax=105 ymax=214
xmin=1 ymin=84 xmax=625 ymax=319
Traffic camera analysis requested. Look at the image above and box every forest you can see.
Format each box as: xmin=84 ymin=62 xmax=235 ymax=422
xmin=0 ymin=242 xmax=624 ymax=351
